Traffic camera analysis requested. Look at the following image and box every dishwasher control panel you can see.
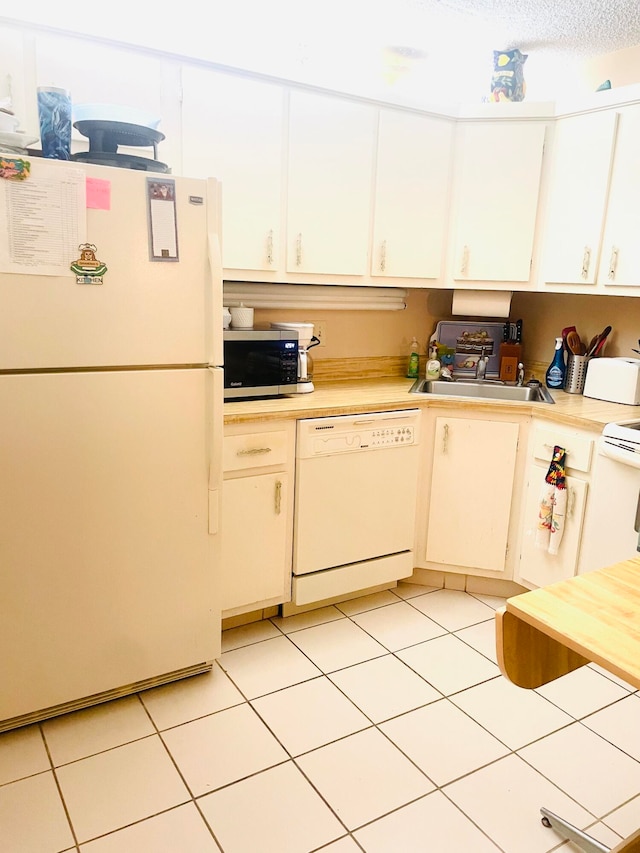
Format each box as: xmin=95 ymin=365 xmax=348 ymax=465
xmin=297 ymin=410 xmax=420 ymax=458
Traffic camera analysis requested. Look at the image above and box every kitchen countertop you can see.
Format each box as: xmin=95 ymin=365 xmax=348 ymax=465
xmin=223 ymin=377 xmax=639 ymax=430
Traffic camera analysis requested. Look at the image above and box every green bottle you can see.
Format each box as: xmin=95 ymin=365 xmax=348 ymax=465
xmin=407 ymin=337 xmax=420 ymax=379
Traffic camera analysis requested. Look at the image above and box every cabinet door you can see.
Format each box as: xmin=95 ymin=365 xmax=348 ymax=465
xmin=287 ymin=90 xmax=375 ymax=275
xmin=425 ymin=417 xmax=519 ymax=572
xmin=221 ymin=472 xmax=290 ymax=611
xmin=598 ymin=105 xmax=640 ymax=288
xmin=450 ymin=122 xmax=546 ymax=282
xmin=542 ymin=111 xmax=618 ymax=286
xmin=182 ymin=67 xmax=284 ymax=272
xmin=517 ymin=466 xmax=588 ymax=588
xmin=0 ymin=25 xmax=32 ymax=136
xmin=371 ymin=109 xmax=453 ymax=280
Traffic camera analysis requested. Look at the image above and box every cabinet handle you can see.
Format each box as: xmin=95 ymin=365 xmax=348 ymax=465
xmin=608 ymin=246 xmax=618 ymax=280
xmin=460 ymin=245 xmax=469 ymax=276
xmin=567 ymin=486 xmax=576 ymax=519
xmin=237 ymin=447 xmax=272 ymax=457
xmin=274 ymin=479 xmax=282 ymax=515
xmin=442 ymin=423 xmax=449 ymax=454
xmin=296 ymin=233 xmax=302 ymax=267
xmin=581 ymin=246 xmax=591 ymax=279
xmin=266 ymin=229 xmax=274 ymax=266
xmin=380 ymin=240 xmax=387 ymax=273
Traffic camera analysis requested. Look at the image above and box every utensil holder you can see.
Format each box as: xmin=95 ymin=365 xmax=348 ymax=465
xmin=564 ymin=354 xmax=588 ymax=394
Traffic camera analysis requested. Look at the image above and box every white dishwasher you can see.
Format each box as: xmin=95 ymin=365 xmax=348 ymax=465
xmin=292 ymin=409 xmax=420 ymax=606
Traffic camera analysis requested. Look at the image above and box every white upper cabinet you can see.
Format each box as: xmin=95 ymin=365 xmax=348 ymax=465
xmin=286 ymin=90 xmax=376 ymax=276
xmin=371 ymin=109 xmax=453 ymax=281
xmin=181 ymin=67 xmax=285 ymax=272
xmin=449 ymin=121 xmax=546 ymax=282
xmin=598 ymin=105 xmax=640 ymax=289
xmin=541 ymin=111 xmax=618 ymax=287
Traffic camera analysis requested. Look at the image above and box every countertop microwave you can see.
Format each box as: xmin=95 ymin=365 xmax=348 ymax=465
xmin=223 ymin=329 xmax=299 ymax=400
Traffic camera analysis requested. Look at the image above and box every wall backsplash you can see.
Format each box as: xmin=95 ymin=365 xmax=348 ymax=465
xmin=253 ymin=289 xmax=452 ymax=360
xmin=254 ymin=288 xmax=638 ymax=376
xmin=510 ymin=292 xmax=639 ymax=365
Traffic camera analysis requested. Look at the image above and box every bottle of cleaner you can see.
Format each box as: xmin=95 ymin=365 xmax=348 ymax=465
xmin=545 ymin=337 xmax=566 ymax=389
xmin=407 ymin=337 xmax=420 ymax=379
xmin=426 ymin=343 xmax=441 ymax=380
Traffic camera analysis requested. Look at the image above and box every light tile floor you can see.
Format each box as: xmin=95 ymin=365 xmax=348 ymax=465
xmin=1 ymin=583 xmax=639 ymax=852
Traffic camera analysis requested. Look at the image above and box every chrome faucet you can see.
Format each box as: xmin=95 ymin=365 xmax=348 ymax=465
xmin=475 ymin=347 xmax=489 ymax=381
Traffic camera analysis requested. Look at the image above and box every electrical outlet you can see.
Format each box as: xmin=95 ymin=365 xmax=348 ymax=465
xmin=315 ymin=322 xmax=326 ymax=347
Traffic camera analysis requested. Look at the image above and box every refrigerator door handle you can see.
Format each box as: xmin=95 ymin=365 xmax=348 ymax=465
xmin=207 ymin=178 xmax=224 ymax=369
xmin=208 ymin=487 xmax=220 ymax=535
xmin=208 ymin=365 xmax=224 ymax=536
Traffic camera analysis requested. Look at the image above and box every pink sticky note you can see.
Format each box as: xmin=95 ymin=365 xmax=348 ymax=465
xmin=86 ymin=177 xmax=111 ymax=210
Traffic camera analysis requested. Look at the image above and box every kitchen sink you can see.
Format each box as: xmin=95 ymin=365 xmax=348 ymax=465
xmin=409 ymin=378 xmax=555 ymax=404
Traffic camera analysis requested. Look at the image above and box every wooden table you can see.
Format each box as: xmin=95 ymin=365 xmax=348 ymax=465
xmin=496 ymin=556 xmax=640 ymax=853
xmin=496 ymin=556 xmax=640 ymax=691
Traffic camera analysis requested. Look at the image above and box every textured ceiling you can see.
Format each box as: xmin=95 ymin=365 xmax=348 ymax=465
xmin=403 ymin=0 xmax=640 ymax=57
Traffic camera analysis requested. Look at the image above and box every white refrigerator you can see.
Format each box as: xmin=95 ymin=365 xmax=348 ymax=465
xmin=0 ymin=158 xmax=224 ymax=731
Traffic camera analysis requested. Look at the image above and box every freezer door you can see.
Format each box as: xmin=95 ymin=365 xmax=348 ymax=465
xmin=0 ymin=160 xmax=222 ymax=370
xmin=0 ymin=367 xmax=222 ymax=723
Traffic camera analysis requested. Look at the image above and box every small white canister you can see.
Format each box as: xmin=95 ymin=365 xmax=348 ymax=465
xmin=230 ymin=304 xmax=254 ymax=329
xmin=222 ymin=307 xmax=232 ymax=330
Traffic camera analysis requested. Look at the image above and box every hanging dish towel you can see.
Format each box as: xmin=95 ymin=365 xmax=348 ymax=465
xmin=535 ymin=446 xmax=567 ymax=555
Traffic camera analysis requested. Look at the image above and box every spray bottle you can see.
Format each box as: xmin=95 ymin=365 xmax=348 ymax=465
xmin=545 ymin=337 xmax=566 ymax=389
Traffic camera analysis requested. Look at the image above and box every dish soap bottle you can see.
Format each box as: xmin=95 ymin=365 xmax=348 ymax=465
xmin=407 ymin=337 xmax=420 ymax=379
xmin=545 ymin=337 xmax=566 ymax=389
xmin=426 ymin=343 xmax=441 ymax=380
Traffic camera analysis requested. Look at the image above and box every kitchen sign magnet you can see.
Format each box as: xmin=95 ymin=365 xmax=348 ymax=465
xmin=70 ymin=243 xmax=107 ymax=284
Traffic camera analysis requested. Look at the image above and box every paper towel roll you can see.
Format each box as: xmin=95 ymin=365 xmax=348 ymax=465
xmin=451 ymin=290 xmax=512 ymax=318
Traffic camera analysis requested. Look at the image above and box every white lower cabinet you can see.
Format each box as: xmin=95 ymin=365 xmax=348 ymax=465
xmin=515 ymin=423 xmax=596 ymax=589
xmin=416 ymin=411 xmax=527 ymax=579
xmin=221 ymin=421 xmax=295 ymax=615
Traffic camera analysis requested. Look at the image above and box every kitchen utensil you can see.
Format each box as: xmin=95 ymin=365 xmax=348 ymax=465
xmin=593 ymin=332 xmax=611 ymax=357
xmin=515 ymin=319 xmax=523 ymax=343
xmin=561 ymin=326 xmax=576 ymax=352
xmin=566 ymin=331 xmax=583 ymax=355
xmin=587 ymin=325 xmax=612 ymax=357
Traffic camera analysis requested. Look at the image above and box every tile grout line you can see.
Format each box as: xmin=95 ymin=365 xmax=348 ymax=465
xmin=37 ymin=721 xmax=80 ymax=851
xmin=135 ymin=692 xmax=226 ymax=851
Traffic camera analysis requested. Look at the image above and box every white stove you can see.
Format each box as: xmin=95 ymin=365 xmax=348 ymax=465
xmin=579 ymin=419 xmax=640 ymax=574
